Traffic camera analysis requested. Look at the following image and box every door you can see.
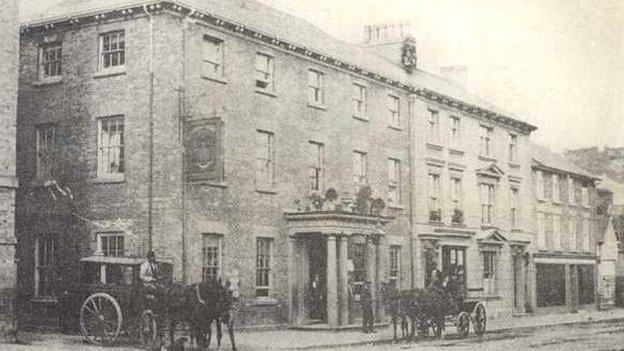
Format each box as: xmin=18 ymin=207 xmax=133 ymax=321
xmin=308 ymin=236 xmax=327 ymax=321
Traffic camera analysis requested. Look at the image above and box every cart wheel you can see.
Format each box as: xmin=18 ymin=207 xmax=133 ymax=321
xmin=457 ymin=312 xmax=470 ymax=339
xmin=140 ymin=310 xmax=161 ymax=350
xmin=472 ymin=303 xmax=486 ymax=336
xmin=80 ymin=293 xmax=123 ymax=345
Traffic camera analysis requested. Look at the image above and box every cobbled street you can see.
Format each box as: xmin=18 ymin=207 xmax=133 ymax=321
xmin=2 ymin=319 xmax=623 ymax=351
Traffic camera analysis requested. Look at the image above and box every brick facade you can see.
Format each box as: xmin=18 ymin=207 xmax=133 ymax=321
xmin=0 ymin=0 xmax=19 ymax=340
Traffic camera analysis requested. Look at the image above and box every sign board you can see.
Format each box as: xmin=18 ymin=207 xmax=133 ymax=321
xmin=185 ymin=117 xmax=224 ymax=182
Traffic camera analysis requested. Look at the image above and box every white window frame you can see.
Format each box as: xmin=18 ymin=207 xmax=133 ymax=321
xmin=552 ymin=175 xmax=560 ymax=202
xmin=255 ymin=237 xmax=273 ymax=297
xmin=98 ymin=30 xmax=125 ymax=71
xmin=510 ymin=187 xmax=519 ymax=228
xmin=581 ymin=186 xmax=589 ymax=207
xmin=450 ymin=116 xmax=460 ymax=148
xmin=582 ymin=217 xmax=590 ymax=252
xmin=38 ymin=42 xmax=62 ymax=80
xmin=388 ymin=245 xmax=401 ymax=288
xmin=482 ymin=251 xmax=497 ymax=295
xmin=96 ymin=232 xmax=125 ymax=257
xmin=307 ymin=69 xmax=324 ymax=105
xmin=309 ymin=141 xmax=324 ymax=192
xmin=427 ymin=109 xmax=440 ymax=143
xmin=36 ymin=123 xmax=57 ymax=180
xmin=553 ymin=215 xmax=561 ymax=250
xmin=202 ymin=233 xmax=223 ymax=282
xmin=352 ymin=83 xmax=366 ymax=118
xmin=97 ymin=116 xmax=124 ymax=179
xmin=35 ymin=235 xmax=56 ymax=298
xmin=202 ymin=35 xmax=224 ymax=79
xmin=388 ymin=94 xmax=400 ymax=128
xmin=536 ymin=170 xmax=544 ymax=200
xmin=451 ymin=177 xmax=463 ymax=223
xmin=568 ymin=177 xmax=575 ymax=204
xmin=428 ymin=173 xmax=442 ymax=221
xmin=353 ymin=151 xmax=368 ymax=193
xmin=480 ymin=183 xmax=495 ymax=224
xmin=388 ymin=158 xmax=401 ymax=204
xmin=480 ymin=125 xmax=493 ymax=157
xmin=255 ymin=130 xmax=275 ymax=189
xmin=255 ymin=52 xmax=274 ymax=91
xmin=508 ymin=134 xmax=518 ymax=163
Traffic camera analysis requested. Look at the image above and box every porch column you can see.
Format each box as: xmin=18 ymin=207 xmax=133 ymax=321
xmin=288 ymin=235 xmax=296 ymax=324
xmin=296 ymin=239 xmax=309 ymax=325
xmin=366 ymin=236 xmax=377 ymax=319
xmin=375 ymin=235 xmax=386 ymax=321
xmin=326 ymin=235 xmax=338 ymax=327
xmin=337 ymin=235 xmax=349 ymax=326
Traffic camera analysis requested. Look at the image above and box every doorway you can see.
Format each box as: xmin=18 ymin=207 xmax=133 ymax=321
xmin=308 ymin=236 xmax=327 ymax=321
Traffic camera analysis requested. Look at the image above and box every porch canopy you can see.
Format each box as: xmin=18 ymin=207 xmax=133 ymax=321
xmin=284 ymin=211 xmax=393 ymax=327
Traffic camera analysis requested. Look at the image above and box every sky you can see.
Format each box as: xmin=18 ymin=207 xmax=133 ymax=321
xmin=20 ymin=0 xmax=624 ymax=151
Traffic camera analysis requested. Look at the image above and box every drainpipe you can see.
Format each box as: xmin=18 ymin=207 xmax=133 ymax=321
xmin=143 ymin=5 xmax=155 ymax=254
xmin=180 ymin=12 xmax=192 ymax=285
xmin=408 ymin=93 xmax=416 ymax=289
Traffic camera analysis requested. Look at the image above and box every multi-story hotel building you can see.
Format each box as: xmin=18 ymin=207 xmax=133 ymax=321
xmin=16 ymin=0 xmax=559 ymax=329
xmin=0 ymin=0 xmax=19 ymax=339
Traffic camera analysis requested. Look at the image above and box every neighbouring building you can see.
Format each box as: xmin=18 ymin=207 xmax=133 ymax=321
xmin=16 ymin=0 xmax=540 ymax=330
xmin=595 ymin=188 xmax=618 ymax=309
xmin=529 ymin=143 xmax=600 ymax=313
xmin=0 ymin=0 xmax=19 ymax=340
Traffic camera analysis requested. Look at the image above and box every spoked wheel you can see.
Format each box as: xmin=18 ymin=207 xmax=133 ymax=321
xmin=472 ymin=303 xmax=486 ymax=336
xmin=456 ymin=312 xmax=470 ymax=339
xmin=80 ymin=293 xmax=123 ymax=345
xmin=140 ymin=309 xmax=161 ymax=350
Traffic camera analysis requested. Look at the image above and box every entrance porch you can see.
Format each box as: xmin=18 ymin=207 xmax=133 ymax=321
xmin=285 ymin=211 xmax=392 ymax=327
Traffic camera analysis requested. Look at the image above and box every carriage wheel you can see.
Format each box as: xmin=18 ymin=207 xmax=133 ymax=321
xmin=472 ymin=303 xmax=486 ymax=336
xmin=456 ymin=312 xmax=470 ymax=339
xmin=79 ymin=293 xmax=122 ymax=345
xmin=140 ymin=310 xmax=161 ymax=350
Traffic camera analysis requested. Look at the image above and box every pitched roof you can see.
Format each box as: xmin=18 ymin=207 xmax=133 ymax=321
xmin=530 ymin=142 xmax=598 ymax=179
xmin=21 ymin=0 xmax=535 ymax=131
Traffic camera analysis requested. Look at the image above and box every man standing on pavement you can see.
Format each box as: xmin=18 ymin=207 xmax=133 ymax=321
xmin=361 ymin=280 xmax=374 ymax=333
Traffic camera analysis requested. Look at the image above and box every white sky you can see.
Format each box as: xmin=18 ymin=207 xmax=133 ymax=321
xmin=20 ymin=0 xmax=624 ymax=151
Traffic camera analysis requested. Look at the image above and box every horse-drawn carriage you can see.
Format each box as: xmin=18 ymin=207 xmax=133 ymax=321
xmin=386 ymin=273 xmax=487 ymax=341
xmin=74 ymin=255 xmax=237 ymax=350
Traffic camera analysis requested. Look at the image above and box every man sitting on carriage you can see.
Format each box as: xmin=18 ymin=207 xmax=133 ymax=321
xmin=140 ymin=251 xmax=166 ymax=307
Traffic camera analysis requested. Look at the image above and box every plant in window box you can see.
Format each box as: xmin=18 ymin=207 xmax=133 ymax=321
xmin=371 ymin=198 xmax=385 ymax=215
xmin=307 ymin=193 xmax=324 ymax=211
xmin=429 ymin=209 xmax=442 ymax=222
xmin=452 ymin=209 xmax=464 ymax=224
xmin=354 ymin=185 xmax=372 ymax=215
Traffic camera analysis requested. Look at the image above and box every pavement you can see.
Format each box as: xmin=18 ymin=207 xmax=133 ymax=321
xmin=5 ymin=308 xmax=624 ymax=351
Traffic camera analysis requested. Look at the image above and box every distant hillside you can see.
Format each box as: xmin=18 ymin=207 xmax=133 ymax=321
xmin=563 ymin=147 xmax=624 ymax=183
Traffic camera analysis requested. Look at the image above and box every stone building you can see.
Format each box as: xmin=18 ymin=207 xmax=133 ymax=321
xmin=0 ymin=0 xmax=19 ymax=340
xmin=528 ymin=143 xmax=599 ymax=313
xmin=17 ymin=0 xmax=539 ymax=329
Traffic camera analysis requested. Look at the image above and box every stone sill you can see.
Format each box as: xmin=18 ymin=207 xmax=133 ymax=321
xmin=353 ymin=114 xmax=369 ymax=122
xmin=255 ymin=88 xmax=277 ymax=98
xmin=428 ymin=220 xmax=444 ymax=226
xmin=388 ymin=125 xmax=402 ymax=131
xmin=479 ymin=155 xmax=497 ymax=162
xmin=201 ymin=75 xmax=227 ymax=85
xmin=32 ymin=76 xmax=62 ymax=86
xmin=256 ymin=187 xmax=277 ymax=195
xmin=94 ymin=66 xmax=126 ymax=79
xmin=189 ymin=181 xmax=228 ymax=188
xmin=307 ymin=102 xmax=327 ymax=111
xmin=426 ymin=142 xmax=444 ymax=151
xmin=449 ymin=148 xmax=465 ymax=156
xmin=387 ymin=204 xmax=405 ymax=210
xmin=88 ymin=176 xmax=125 ymax=184
xmin=251 ymin=298 xmax=279 ymax=306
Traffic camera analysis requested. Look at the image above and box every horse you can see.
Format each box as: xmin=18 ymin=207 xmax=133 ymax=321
xmin=189 ymin=274 xmax=239 ymax=351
